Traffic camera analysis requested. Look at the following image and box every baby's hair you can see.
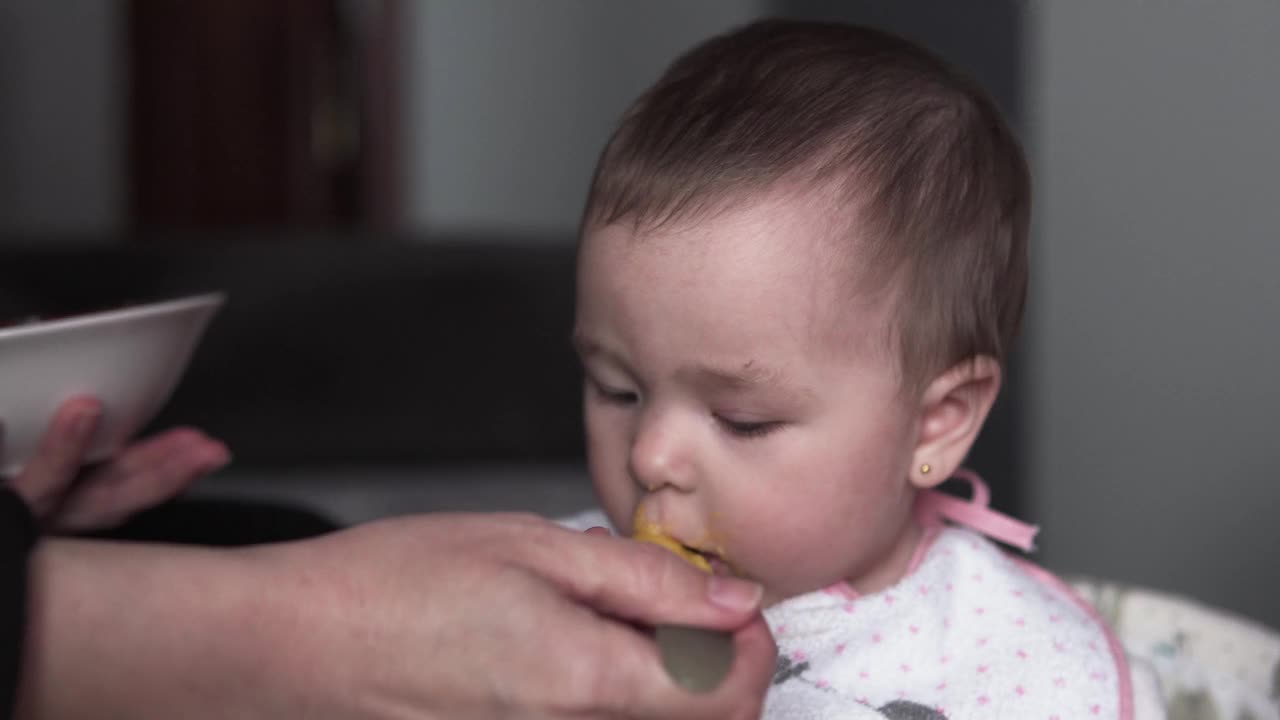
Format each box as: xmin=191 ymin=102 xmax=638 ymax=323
xmin=582 ymin=19 xmax=1030 ymax=390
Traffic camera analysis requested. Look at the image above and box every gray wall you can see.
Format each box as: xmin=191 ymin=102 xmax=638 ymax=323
xmin=0 ymin=0 xmax=122 ymax=238
xmin=1024 ymin=1 xmax=1280 ymax=628
xmin=402 ymin=0 xmax=768 ymax=237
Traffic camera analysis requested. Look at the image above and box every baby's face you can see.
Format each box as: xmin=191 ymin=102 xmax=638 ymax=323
xmin=575 ymin=192 xmax=925 ymax=604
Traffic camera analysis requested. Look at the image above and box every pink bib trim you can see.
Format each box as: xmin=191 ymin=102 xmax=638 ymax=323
xmin=914 ymin=468 xmax=1039 ymax=552
xmin=1011 ymin=556 xmax=1136 ymax=720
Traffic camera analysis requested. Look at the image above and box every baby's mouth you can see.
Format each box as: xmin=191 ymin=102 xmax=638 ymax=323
xmin=631 ymin=505 xmax=735 ymax=575
xmin=679 ymin=543 xmax=734 ymax=577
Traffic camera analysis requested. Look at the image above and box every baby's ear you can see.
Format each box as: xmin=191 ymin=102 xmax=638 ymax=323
xmin=909 ymin=356 xmax=1001 ymax=489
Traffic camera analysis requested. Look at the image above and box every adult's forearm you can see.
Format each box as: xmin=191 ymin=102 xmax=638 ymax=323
xmin=13 ymin=514 xmax=775 ymax=720
xmin=14 ymin=538 xmax=311 ymax=719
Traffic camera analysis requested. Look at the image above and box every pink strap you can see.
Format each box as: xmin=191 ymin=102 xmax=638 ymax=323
xmin=914 ymin=468 xmax=1039 ymax=552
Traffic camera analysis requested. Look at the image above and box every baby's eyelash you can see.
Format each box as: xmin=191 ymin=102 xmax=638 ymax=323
xmin=588 ymin=378 xmax=638 ymax=405
xmin=716 ymin=416 xmax=784 ymax=439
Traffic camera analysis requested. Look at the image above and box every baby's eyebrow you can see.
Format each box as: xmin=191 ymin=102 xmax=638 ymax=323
xmin=569 ymin=328 xmax=601 ymax=357
xmin=686 ymin=361 xmax=815 ymax=400
xmin=570 ymin=330 xmax=630 ymax=370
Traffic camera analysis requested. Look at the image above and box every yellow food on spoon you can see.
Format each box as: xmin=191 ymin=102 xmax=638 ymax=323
xmin=631 ymin=505 xmax=713 ymax=573
xmin=630 ymin=504 xmax=735 ymax=693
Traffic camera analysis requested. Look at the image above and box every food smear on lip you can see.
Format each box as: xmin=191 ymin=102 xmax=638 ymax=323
xmin=630 ymin=505 xmax=736 ymax=576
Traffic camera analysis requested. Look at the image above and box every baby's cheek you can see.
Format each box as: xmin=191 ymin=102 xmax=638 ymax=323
xmin=726 ymin=518 xmax=847 ymax=598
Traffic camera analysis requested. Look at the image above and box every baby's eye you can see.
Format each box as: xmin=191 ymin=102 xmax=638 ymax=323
xmin=715 ymin=416 xmax=784 ymax=439
xmin=588 ymin=378 xmax=638 ymax=405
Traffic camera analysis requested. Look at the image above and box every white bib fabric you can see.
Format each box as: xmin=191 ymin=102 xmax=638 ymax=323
xmin=762 ymin=526 xmax=1129 ymax=719
xmin=557 ymin=505 xmax=1147 ymax=719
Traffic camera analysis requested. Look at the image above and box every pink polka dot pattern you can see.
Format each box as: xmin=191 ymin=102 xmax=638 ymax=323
xmin=761 ymin=527 xmax=1127 ymax=719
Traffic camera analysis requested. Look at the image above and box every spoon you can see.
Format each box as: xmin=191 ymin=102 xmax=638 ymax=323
xmin=630 ymin=507 xmax=735 ymax=693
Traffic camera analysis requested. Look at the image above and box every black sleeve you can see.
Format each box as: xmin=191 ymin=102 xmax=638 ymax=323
xmin=1 ymin=487 xmax=38 ymax=719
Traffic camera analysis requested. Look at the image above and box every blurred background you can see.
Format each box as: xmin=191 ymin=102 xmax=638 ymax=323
xmin=0 ymin=0 xmax=1276 ymax=630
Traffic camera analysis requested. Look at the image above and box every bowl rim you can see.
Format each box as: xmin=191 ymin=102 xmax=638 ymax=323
xmin=0 ymin=292 xmax=227 ymax=343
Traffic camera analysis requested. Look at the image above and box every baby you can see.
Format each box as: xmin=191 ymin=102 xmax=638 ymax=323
xmin=565 ymin=19 xmax=1153 ymax=720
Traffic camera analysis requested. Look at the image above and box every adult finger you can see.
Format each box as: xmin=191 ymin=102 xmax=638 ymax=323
xmin=7 ymin=397 xmax=101 ymax=518
xmin=49 ymin=427 xmax=229 ymax=532
xmin=587 ymin=611 xmax=777 ymax=719
xmin=524 ymin=527 xmax=764 ymax=632
xmin=710 ymin=616 xmax=778 ymax=717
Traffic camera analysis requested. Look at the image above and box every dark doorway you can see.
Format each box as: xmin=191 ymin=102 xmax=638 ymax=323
xmin=127 ymin=0 xmax=401 ymax=233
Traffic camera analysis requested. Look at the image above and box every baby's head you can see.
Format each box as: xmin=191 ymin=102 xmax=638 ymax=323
xmin=573 ymin=20 xmax=1029 ymax=603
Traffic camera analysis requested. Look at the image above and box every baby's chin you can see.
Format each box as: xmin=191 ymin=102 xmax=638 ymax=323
xmin=753 ymin=575 xmax=837 ymax=608
xmin=754 ymin=564 xmax=887 ymax=607
xmin=761 ymin=589 xmax=790 ymax=609
xmin=760 ymin=584 xmax=826 ymax=609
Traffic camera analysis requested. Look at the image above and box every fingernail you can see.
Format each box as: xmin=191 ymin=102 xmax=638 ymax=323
xmin=196 ymin=442 xmax=232 ymax=471
xmin=202 ymin=451 xmax=232 ymax=472
xmin=70 ymin=407 xmax=101 ymax=439
xmin=707 ymin=575 xmax=763 ymax=612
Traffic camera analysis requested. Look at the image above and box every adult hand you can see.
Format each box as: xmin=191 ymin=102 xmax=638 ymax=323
xmin=18 ymin=513 xmax=776 ymax=719
xmin=4 ymin=396 xmax=229 ymax=531
xmin=281 ymin=513 xmax=777 ymax=719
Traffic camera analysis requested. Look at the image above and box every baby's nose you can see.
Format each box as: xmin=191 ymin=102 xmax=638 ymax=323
xmin=628 ymin=416 xmax=696 ymax=492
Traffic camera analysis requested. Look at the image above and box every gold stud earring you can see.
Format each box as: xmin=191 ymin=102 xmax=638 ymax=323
xmin=920 ymin=463 xmax=931 ymax=475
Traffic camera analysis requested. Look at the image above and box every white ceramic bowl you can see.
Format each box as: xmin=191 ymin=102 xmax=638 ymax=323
xmin=0 ymin=292 xmax=225 ymax=477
